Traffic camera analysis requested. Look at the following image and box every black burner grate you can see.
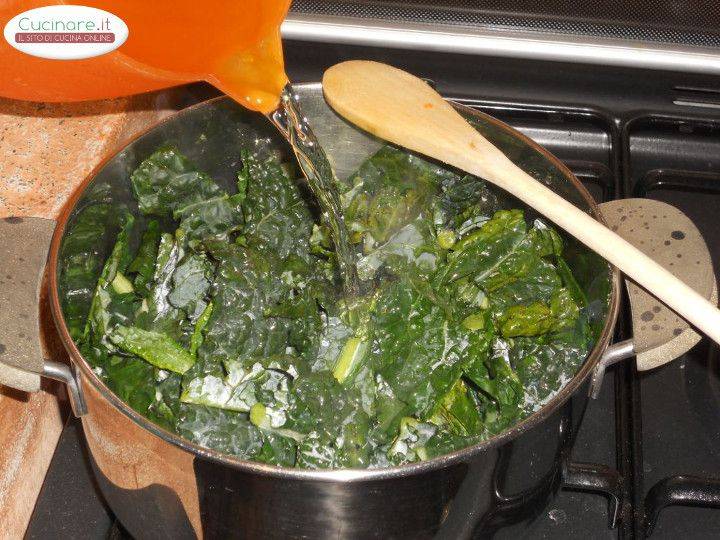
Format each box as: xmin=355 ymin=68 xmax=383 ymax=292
xmin=625 ymin=117 xmax=720 ymax=537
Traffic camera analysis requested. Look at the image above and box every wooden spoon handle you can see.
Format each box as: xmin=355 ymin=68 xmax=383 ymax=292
xmin=323 ymin=60 xmax=720 ymax=345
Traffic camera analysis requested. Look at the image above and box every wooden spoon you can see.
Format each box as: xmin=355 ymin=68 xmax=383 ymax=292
xmin=323 ymin=60 xmax=720 ymax=346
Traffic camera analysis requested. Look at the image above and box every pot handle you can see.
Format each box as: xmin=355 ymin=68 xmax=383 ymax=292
xmin=0 ymin=216 xmax=87 ymax=416
xmin=590 ymin=199 xmax=717 ymax=398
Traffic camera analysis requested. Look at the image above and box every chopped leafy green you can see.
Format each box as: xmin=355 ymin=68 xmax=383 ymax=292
xmin=333 ymin=337 xmax=368 ymax=383
xmin=342 ymin=146 xmax=443 ymax=248
xmin=83 ymin=212 xmax=136 ymax=347
xmin=388 ymin=417 xmax=436 ymax=463
xmin=443 ymin=209 xmax=527 ymax=283
xmin=131 ymin=145 xmax=225 ymax=217
xmin=240 ymin=149 xmax=314 ymax=260
xmin=432 ymin=379 xmax=483 ymax=436
xmin=167 ymin=253 xmax=213 ymax=320
xmin=370 ymin=282 xmax=470 ymax=419
xmin=59 ymin=202 xmax=121 ymax=340
xmin=62 ymin=142 xmax=596 ymax=469
xmin=176 ymin=405 xmax=265 ymax=459
xmin=109 ymin=325 xmax=196 ymax=374
xmin=128 ymin=219 xmax=160 ymax=294
xmin=190 ymin=302 xmax=213 ymax=357
xmin=131 ymin=145 xmax=244 ymax=243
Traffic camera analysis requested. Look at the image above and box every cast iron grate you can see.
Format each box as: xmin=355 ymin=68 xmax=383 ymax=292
xmin=625 ymin=116 xmax=720 ymax=538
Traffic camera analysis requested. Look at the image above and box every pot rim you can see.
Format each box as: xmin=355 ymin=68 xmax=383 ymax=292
xmin=48 ymin=93 xmax=620 ymax=482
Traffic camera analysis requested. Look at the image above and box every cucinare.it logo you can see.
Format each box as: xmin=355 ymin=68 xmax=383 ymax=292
xmin=3 ymin=5 xmax=128 ymax=60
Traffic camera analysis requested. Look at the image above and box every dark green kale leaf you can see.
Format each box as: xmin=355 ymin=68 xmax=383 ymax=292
xmin=176 ymin=405 xmax=265 ymax=459
xmin=175 ymin=193 xmax=244 ymax=243
xmin=447 ymin=214 xmax=565 ymax=305
xmin=497 ymin=302 xmax=555 ymax=337
xmin=549 ymin=288 xmax=581 ymax=331
xmin=99 ymin=355 xmax=182 ymax=431
xmin=179 ymin=243 xmax=325 ymax=415
xmin=389 ymin=413 xmax=484 ymax=464
xmin=355 ymin=222 xmax=435 ymax=282
xmin=442 ymin=209 xmax=527 ymax=283
xmin=254 ymin=431 xmax=298 ymax=467
xmin=471 ymin=339 xmax=526 ymax=432
xmin=487 ymin=259 xmax=562 ymax=310
xmin=240 ymin=149 xmax=314 ymax=260
xmin=496 ymin=288 xmax=580 ymax=338
xmin=59 ymin=203 xmax=120 ymax=340
xmin=527 ymin=220 xmax=564 ymax=257
xmin=135 ymin=232 xmax=190 ymax=343
xmin=369 ymin=374 xmax=408 ymax=448
xmin=557 ymin=256 xmax=589 ymax=307
xmin=102 ymin=354 xmax=156 ymax=418
xmin=182 ymin=353 xmax=301 ymax=414
xmin=196 ymin=244 xmax=289 ymax=366
xmin=458 ymin=311 xmax=525 ymax=432
xmin=433 ymin=173 xmax=498 ymax=235
xmin=128 ymin=219 xmax=160 ymax=295
xmin=130 ymin=145 xmax=225 ymax=217
xmin=309 ymin=314 xmax=353 ymax=372
xmin=167 ymin=252 xmax=213 ymax=321
xmin=431 ymin=379 xmax=483 ymax=436
xmin=424 ymin=431 xmax=484 ymax=461
xmin=387 ymin=417 xmax=437 ymax=464
xmin=83 ymin=212 xmax=138 ymax=348
xmin=285 ymin=371 xmax=372 ymax=468
xmin=509 ymin=316 xmax=593 ymax=411
xmin=148 ymin=371 xmax=184 ymax=429
xmin=369 ymin=281 xmax=473 ymax=419
xmin=131 ymin=146 xmax=243 ymax=243
xmin=342 ymin=146 xmax=441 ymax=248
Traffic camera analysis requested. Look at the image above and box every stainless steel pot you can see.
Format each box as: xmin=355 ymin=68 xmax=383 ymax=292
xmin=1 ymin=83 xmax=713 ymax=539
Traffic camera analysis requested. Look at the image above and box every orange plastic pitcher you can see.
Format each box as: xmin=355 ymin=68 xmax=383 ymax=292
xmin=0 ymin=1 xmax=290 ymax=113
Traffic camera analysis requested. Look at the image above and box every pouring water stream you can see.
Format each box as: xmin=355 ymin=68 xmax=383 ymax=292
xmin=268 ymin=85 xmax=361 ymax=298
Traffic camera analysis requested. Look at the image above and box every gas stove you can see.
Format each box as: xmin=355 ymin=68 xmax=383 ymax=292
xmin=25 ymin=2 xmax=720 ymax=538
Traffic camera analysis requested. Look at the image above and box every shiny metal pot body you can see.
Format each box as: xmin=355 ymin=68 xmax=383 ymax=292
xmin=45 ymin=91 xmax=618 ymax=539
xmin=79 ymin=367 xmax=592 ymax=539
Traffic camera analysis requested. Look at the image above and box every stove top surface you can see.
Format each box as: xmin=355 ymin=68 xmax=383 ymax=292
xmin=25 ymin=41 xmax=720 ymax=539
